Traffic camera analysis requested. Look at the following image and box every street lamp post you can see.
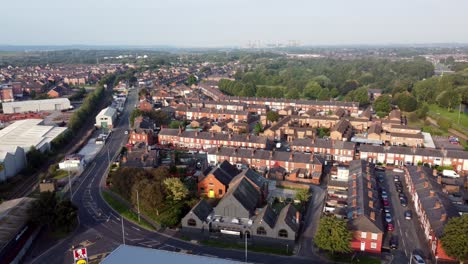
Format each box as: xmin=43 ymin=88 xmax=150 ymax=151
xmin=121 ymin=215 xmax=126 ymax=245
xmin=136 ymin=190 xmax=140 ymax=223
xmin=244 ymin=233 xmax=247 ymax=263
xmin=67 ymin=167 xmax=72 ymax=200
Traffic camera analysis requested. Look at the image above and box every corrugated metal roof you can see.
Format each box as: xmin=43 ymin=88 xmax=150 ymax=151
xmin=101 ymin=245 xmax=244 ymax=264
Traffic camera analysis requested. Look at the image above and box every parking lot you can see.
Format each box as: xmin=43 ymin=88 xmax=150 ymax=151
xmin=374 ymin=166 xmax=431 ymax=264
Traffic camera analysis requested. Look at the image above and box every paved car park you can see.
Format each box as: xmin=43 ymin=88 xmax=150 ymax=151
xmin=375 ymin=167 xmax=431 ymax=264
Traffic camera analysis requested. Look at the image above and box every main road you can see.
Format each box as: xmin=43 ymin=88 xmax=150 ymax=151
xmin=26 ymin=89 xmax=327 ymax=264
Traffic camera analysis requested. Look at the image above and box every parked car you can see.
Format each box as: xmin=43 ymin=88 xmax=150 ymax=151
xmin=381 ymin=191 xmax=388 ymax=199
xmin=384 ymin=207 xmax=391 ymax=213
xmin=405 ymin=210 xmax=412 ymax=220
xmin=385 ymin=213 xmax=392 ymax=223
xmin=400 ymin=198 xmax=408 ymax=207
xmin=383 ymin=200 xmax=390 ymax=206
xmin=412 ymin=254 xmax=426 ymax=264
xmin=375 ymin=166 xmax=386 ymax=171
xmin=393 ymin=168 xmax=404 ymax=173
xmin=387 ymin=223 xmax=394 ymax=231
xmin=396 ymin=185 xmax=403 ymax=193
xmin=390 ymin=236 xmax=398 ymax=249
xmin=394 ymin=175 xmax=400 ymax=182
xmin=399 ymin=193 xmax=406 ymax=199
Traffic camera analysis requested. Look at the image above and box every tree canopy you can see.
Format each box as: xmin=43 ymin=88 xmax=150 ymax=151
xmin=315 ymin=216 xmax=352 ymax=254
xmin=373 ymin=95 xmax=392 ymax=118
xmin=163 ymin=178 xmax=189 ymax=201
xmin=266 ymin=111 xmax=280 ymax=123
xmin=441 ymin=215 xmax=468 ymax=262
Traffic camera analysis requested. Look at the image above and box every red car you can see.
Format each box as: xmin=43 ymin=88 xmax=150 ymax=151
xmin=383 ymin=200 xmax=390 ymax=206
xmin=387 ymin=223 xmax=394 ymax=231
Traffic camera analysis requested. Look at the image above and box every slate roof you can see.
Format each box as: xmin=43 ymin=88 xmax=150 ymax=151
xmin=225 ymin=178 xmax=260 ymax=215
xmin=277 ymin=203 xmax=299 ymax=232
xmin=191 ymin=200 xmax=213 ymax=221
xmin=208 ymin=147 xmax=325 ymax=165
xmin=406 ymin=166 xmax=460 ymax=238
xmin=233 ymin=169 xmax=267 ymax=189
xmin=158 ymin=128 xmax=180 ymax=136
xmin=255 ymin=205 xmax=277 ymax=229
xmin=202 ymin=160 xmax=239 ymax=186
xmin=347 ymin=160 xmax=383 ymax=233
xmin=290 ymin=138 xmax=355 ymax=150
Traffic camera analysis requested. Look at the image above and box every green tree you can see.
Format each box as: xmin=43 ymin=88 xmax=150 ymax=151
xmin=413 ymin=77 xmax=437 ymax=103
xmin=285 ymin=88 xmax=301 ymax=99
xmin=187 ymin=74 xmax=197 ymax=86
xmin=254 ymin=122 xmax=263 ymax=135
xmin=373 ymin=95 xmax=392 ymax=117
xmin=437 ymin=89 xmax=461 ymax=111
xmin=169 ymin=120 xmax=183 ymax=129
xmin=266 ymin=111 xmax=280 ymax=123
xmin=395 ymin=92 xmax=418 ymax=112
xmin=29 ymin=191 xmax=58 ymax=229
xmin=346 ymin=87 xmax=370 ymax=106
xmin=54 ymin=199 xmax=78 ymax=232
xmin=416 ymin=103 xmax=429 ymax=119
xmin=295 ymin=189 xmax=311 ymax=203
xmin=315 ymin=216 xmax=352 ymax=254
xmin=441 ymin=215 xmax=468 ymax=263
xmin=303 ymin=81 xmax=322 ymax=99
xmin=313 ymin=75 xmax=331 ymax=88
xmin=163 ymin=178 xmax=189 ymax=201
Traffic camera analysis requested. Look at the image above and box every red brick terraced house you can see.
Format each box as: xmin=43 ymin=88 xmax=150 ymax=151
xmin=198 ymin=160 xmax=240 ymax=199
xmin=347 ymin=160 xmax=384 ymax=253
xmin=404 ymin=166 xmax=459 ymax=261
xmin=289 ymin=138 xmax=356 ymax=163
xmin=207 ymin=147 xmax=324 ymax=184
xmin=158 ymin=129 xmax=268 ymax=150
xmin=359 ymin=145 xmax=468 ymax=172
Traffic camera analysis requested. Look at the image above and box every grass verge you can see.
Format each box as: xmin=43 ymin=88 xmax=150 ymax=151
xmin=101 ymin=191 xmax=155 ymax=231
xmin=201 ymin=240 xmax=293 ymax=256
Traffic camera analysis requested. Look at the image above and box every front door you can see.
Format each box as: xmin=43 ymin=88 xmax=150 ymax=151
xmin=208 ymin=189 xmax=214 ymax=198
xmin=360 ymin=241 xmax=366 ymax=251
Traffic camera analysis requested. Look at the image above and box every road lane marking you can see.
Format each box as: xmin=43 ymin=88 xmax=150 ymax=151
xmin=132 ymin=226 xmax=141 ymax=231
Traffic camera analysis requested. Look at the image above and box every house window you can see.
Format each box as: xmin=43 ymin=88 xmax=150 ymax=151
xmin=200 ymin=187 xmax=205 ymax=192
xmin=370 ymin=242 xmax=377 ymax=249
xmin=187 ymin=218 xmax=196 ymax=227
xmin=361 ymin=232 xmax=367 ymax=239
xmin=218 ymin=189 xmax=223 ymax=195
xmin=257 ymin=227 xmax=266 ymax=235
xmin=371 ymin=233 xmax=378 ymax=240
xmin=278 ymin=229 xmax=288 ymax=238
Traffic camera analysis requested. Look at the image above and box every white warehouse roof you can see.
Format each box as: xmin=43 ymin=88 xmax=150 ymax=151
xmin=101 ymin=245 xmax=244 ymax=264
xmin=2 ymin=98 xmax=71 ymax=108
xmin=97 ymin=107 xmax=117 ymax=117
xmin=0 ymin=119 xmax=67 ymax=152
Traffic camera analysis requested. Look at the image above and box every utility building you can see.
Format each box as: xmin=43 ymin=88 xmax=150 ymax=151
xmin=95 ymin=107 xmax=117 ymax=129
xmin=2 ymin=98 xmax=71 ymax=114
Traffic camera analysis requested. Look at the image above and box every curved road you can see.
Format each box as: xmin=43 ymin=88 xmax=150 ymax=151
xmin=27 ymin=89 xmax=326 ymax=264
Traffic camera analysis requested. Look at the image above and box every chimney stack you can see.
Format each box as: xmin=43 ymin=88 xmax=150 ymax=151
xmin=368 ymin=190 xmax=373 ymax=198
xmin=370 ymin=211 xmax=376 ymax=220
xmin=433 ymin=169 xmax=438 ymax=177
xmin=429 ymin=190 xmax=435 ymax=197
xmin=434 ymin=200 xmax=441 ymax=209
xmin=417 ymin=166 xmax=422 ymax=172
xmin=420 ymin=173 xmax=425 ymax=179
xmin=424 ymin=181 xmax=429 ymax=188
xmin=367 ymin=182 xmax=372 ymax=189
xmin=437 ymin=176 xmax=442 ymax=185
xmin=289 ymin=153 xmax=294 ymax=161
xmin=296 ymin=211 xmax=300 ymax=224
xmin=440 ymin=213 xmax=447 ymax=222
xmin=369 ymin=200 xmax=374 ymax=208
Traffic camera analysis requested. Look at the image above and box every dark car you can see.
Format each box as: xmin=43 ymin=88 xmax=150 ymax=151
xmin=393 ymin=175 xmax=400 ymax=182
xmin=405 ymin=210 xmax=412 ymax=220
xmin=400 ymin=197 xmax=408 ymax=207
xmin=396 ymin=186 xmax=403 ymax=193
xmin=390 ymin=236 xmax=398 ymax=249
xmin=375 ymin=166 xmax=386 ymax=171
xmin=399 ymin=193 xmax=406 ymax=199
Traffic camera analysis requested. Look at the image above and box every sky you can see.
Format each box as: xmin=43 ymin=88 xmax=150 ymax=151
xmin=1 ymin=0 xmax=468 ymax=47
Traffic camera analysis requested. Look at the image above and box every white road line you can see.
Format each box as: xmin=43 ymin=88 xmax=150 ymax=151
xmin=131 ymin=226 xmax=141 ymax=231
xmin=111 ymin=220 xmax=119 ymax=225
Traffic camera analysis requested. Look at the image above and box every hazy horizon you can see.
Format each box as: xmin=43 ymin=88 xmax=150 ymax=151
xmin=2 ymin=0 xmax=468 ymax=47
